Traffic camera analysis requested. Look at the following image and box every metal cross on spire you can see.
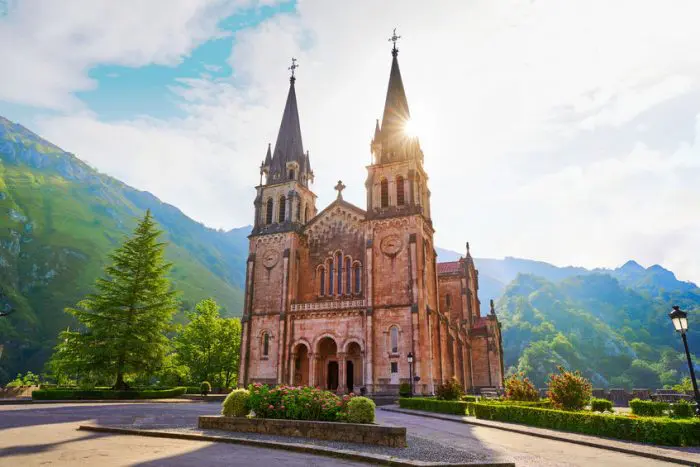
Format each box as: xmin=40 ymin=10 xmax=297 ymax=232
xmin=334 ymin=180 xmax=346 ymax=199
xmin=288 ymin=57 xmax=299 ymax=81
xmin=388 ymin=28 xmax=401 ymax=56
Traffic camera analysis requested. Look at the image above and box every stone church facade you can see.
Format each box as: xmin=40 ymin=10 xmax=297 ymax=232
xmin=239 ymin=42 xmax=504 ymax=395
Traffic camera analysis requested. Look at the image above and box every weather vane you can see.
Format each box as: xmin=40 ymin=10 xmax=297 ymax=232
xmin=388 ymin=28 xmax=401 ymax=56
xmin=289 ymin=57 xmax=299 ymax=80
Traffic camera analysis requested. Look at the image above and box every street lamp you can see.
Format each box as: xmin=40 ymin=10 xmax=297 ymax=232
xmin=669 ymin=305 xmax=700 ymax=415
xmin=407 ymin=352 xmax=414 ymax=397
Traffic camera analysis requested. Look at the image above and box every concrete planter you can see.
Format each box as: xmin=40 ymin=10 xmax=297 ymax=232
xmin=198 ymin=415 xmax=407 ymax=447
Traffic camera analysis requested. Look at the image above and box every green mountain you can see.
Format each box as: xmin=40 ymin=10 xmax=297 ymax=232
xmin=498 ymin=273 xmax=700 ymax=389
xmin=0 ymin=117 xmax=248 ymax=383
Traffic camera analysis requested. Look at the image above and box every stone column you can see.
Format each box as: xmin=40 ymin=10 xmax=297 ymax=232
xmin=440 ymin=320 xmax=449 ymax=381
xmin=309 ymin=353 xmax=316 ymax=387
xmin=289 ymin=352 xmax=297 ymax=385
xmin=338 ymin=352 xmax=347 ymax=393
xmin=452 ymin=332 xmax=459 ymax=380
xmin=364 ymin=309 xmax=373 ymax=392
xmin=238 ymin=318 xmax=249 ymax=387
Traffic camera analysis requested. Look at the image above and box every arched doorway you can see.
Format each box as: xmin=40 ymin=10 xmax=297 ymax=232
xmin=346 ymin=341 xmax=363 ymax=393
xmin=317 ymin=336 xmax=338 ymax=391
xmin=292 ymin=343 xmax=309 ymax=386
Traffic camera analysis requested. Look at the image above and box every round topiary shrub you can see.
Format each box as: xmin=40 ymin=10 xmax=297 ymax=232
xmin=504 ymin=372 xmax=539 ymax=402
xmin=200 ymin=381 xmax=211 ymax=395
xmin=346 ymin=396 xmax=376 ymax=424
xmin=399 ymin=382 xmax=411 ymax=397
xmin=222 ymin=388 xmax=250 ymax=417
xmin=590 ymin=397 xmax=613 ymax=413
xmin=436 ymin=377 xmax=463 ymax=401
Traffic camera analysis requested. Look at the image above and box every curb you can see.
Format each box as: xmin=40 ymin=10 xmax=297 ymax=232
xmin=77 ymin=424 xmax=515 ymax=467
xmin=381 ymin=407 xmax=698 ymax=466
xmin=0 ymin=399 xmax=204 ymax=405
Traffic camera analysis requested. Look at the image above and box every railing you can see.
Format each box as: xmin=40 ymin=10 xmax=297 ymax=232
xmin=290 ymin=299 xmax=366 ymax=312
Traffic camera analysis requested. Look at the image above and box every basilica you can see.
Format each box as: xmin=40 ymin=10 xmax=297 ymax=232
xmin=238 ymin=38 xmax=504 ymax=395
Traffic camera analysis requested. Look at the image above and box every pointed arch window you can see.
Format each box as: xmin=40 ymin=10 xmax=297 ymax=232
xmin=328 ymin=259 xmax=334 ymax=296
xmin=390 ymin=326 xmax=399 ymax=354
xmin=278 ymin=196 xmax=286 ymax=222
xmin=336 ymin=252 xmax=343 ymax=295
xmin=265 ymin=199 xmax=274 ymax=225
xmin=296 ymin=199 xmax=301 ymax=221
xmin=289 ymin=169 xmax=295 ymax=180
xmin=262 ymin=332 xmax=270 ymax=357
xmin=319 ymin=266 xmax=326 ymax=296
xmin=345 ymin=257 xmax=351 ymax=295
xmin=305 ymin=206 xmax=310 ymax=223
xmin=380 ymin=178 xmax=389 ymax=208
xmin=396 ymin=176 xmax=405 ymax=206
xmin=354 ymin=262 xmax=362 ymax=294
xmin=446 ymin=293 xmax=452 ymax=309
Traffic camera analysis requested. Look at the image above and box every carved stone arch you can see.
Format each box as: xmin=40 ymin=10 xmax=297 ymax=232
xmin=343 ymin=338 xmax=364 ymax=353
xmin=312 ymin=332 xmax=340 ymax=353
xmin=291 ymin=337 xmax=311 ymax=353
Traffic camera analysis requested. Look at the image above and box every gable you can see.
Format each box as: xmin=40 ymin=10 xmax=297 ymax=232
xmin=305 ymin=200 xmax=365 ymax=247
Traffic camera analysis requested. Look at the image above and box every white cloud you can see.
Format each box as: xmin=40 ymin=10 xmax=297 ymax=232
xmin=5 ymin=0 xmax=700 ymax=283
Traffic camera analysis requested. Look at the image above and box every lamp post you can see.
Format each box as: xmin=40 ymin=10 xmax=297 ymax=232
xmin=669 ymin=305 xmax=700 ymax=415
xmin=407 ymin=352 xmax=414 ymax=397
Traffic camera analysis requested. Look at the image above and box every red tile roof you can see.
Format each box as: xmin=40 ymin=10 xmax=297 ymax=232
xmin=437 ymin=261 xmax=461 ymax=275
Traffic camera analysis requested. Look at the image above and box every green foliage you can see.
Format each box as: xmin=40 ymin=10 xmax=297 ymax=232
xmin=504 ymin=372 xmax=539 ymax=401
xmin=461 ymin=395 xmax=478 ymax=402
xmin=398 ymin=397 xmax=468 ymax=415
xmin=547 ymin=366 xmax=592 ymax=411
xmin=6 ymin=371 xmax=40 ymax=387
xmin=48 ymin=211 xmax=178 ymax=389
xmin=671 ymin=400 xmax=695 ymax=418
xmin=247 ymin=384 xmax=355 ymax=422
xmin=32 ymin=386 xmax=187 ymax=400
xmin=672 ymin=377 xmax=694 ymax=394
xmin=590 ymin=398 xmax=613 ymax=413
xmin=466 ymin=399 xmax=552 ymax=416
xmin=222 ymin=388 xmax=250 ymax=417
xmin=435 ymin=377 xmax=463 ymax=401
xmin=472 ymin=403 xmax=700 ymax=446
xmin=200 ymin=381 xmax=211 ymax=395
xmin=398 ymin=382 xmax=411 ymax=397
xmin=629 ymin=398 xmax=670 ymax=417
xmin=346 ymin=396 xmax=376 ymax=423
xmin=174 ymin=299 xmax=241 ymax=388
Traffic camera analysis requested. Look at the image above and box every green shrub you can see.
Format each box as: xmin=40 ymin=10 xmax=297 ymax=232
xmin=185 ymin=386 xmax=201 ymax=394
xmin=222 ymin=388 xmax=250 ymax=417
xmin=629 ymin=399 xmax=670 ymax=417
xmin=590 ymin=398 xmax=613 ymax=413
xmin=461 ymin=395 xmax=478 ymax=403
xmin=435 ymin=377 xmax=463 ymax=401
xmin=200 ymin=381 xmax=211 ymax=395
xmin=399 ymin=383 xmax=411 ymax=397
xmin=472 ymin=403 xmax=700 ymax=446
xmin=32 ymin=387 xmax=187 ymax=400
xmin=466 ymin=399 xmax=552 ymax=416
xmin=247 ymin=384 xmax=353 ymax=422
xmin=347 ymin=396 xmax=376 ymax=424
xmin=547 ymin=366 xmax=592 ymax=411
xmin=671 ymin=400 xmax=694 ymax=418
xmin=504 ymin=372 xmax=539 ymax=402
xmin=399 ymin=397 xmax=468 ymax=415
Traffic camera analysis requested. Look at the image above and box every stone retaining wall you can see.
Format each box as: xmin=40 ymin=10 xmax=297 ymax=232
xmin=198 ymin=416 xmax=407 ymax=447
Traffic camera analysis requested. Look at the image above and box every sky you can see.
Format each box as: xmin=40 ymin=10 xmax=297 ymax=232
xmin=1 ymin=0 xmax=700 ymax=284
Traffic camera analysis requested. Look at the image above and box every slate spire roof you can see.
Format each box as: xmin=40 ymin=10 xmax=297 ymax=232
xmin=268 ymin=75 xmax=311 ymax=185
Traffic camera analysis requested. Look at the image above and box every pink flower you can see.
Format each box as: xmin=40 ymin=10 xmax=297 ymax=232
xmin=336 ymin=401 xmax=343 ymax=406
xmin=268 ymin=404 xmax=274 ymax=410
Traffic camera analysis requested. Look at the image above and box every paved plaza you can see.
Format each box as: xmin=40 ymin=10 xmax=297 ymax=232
xmin=0 ymin=402 xmax=694 ymax=466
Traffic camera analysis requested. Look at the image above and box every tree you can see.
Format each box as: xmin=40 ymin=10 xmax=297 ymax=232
xmin=174 ymin=298 xmax=241 ymax=387
xmin=50 ymin=211 xmax=178 ymax=389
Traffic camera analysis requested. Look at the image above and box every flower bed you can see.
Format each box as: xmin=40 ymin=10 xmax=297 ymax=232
xmin=31 ymin=386 xmax=187 ymax=400
xmin=472 ymin=403 xmax=700 ymax=446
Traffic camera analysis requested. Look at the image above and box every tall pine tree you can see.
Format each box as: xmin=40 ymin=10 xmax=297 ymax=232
xmin=52 ymin=211 xmax=178 ymax=389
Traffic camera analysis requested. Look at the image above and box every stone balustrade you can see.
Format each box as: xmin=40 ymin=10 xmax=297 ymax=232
xmin=290 ymin=299 xmax=366 ymax=312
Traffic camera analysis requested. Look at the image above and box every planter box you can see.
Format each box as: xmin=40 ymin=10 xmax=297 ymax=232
xmin=198 ymin=416 xmax=406 ymax=447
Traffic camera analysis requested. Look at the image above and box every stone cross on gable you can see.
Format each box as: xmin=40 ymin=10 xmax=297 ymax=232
xmin=335 ymin=180 xmax=346 ymax=199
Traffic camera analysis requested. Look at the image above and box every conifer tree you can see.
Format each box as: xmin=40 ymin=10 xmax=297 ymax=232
xmin=52 ymin=210 xmax=178 ymax=389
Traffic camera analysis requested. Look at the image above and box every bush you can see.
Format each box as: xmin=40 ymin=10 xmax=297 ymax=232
xmin=222 ymin=388 xmax=250 ymax=417
xmin=472 ymin=403 xmax=700 ymax=446
xmin=247 ymin=384 xmax=354 ymax=422
xmin=399 ymin=382 xmax=411 ymax=397
xmin=671 ymin=400 xmax=694 ymax=418
xmin=185 ymin=386 xmax=201 ymax=394
xmin=435 ymin=377 xmax=463 ymax=401
xmin=466 ymin=399 xmax=552 ymax=416
xmin=504 ymin=372 xmax=539 ymax=402
xmin=200 ymin=381 xmax=211 ymax=395
xmin=461 ymin=395 xmax=478 ymax=403
xmin=629 ymin=399 xmax=670 ymax=417
xmin=590 ymin=398 xmax=613 ymax=413
xmin=32 ymin=387 xmax=187 ymax=400
xmin=399 ymin=397 xmax=468 ymax=415
xmin=347 ymin=396 xmax=376 ymax=424
xmin=547 ymin=366 xmax=592 ymax=411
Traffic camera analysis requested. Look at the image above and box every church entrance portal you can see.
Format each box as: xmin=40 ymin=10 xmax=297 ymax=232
xmin=327 ymin=361 xmax=339 ymax=390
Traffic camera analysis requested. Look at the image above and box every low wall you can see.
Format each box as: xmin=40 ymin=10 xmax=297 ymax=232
xmin=198 ymin=416 xmax=406 ymax=447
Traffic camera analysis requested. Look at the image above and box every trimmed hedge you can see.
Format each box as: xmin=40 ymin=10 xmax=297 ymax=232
xmin=461 ymin=395 xmax=478 ymax=403
xmin=629 ymin=399 xmax=669 ymax=417
xmin=671 ymin=400 xmax=695 ymax=418
xmin=590 ymin=398 xmax=613 ymax=413
xmin=472 ymin=403 xmax=700 ymax=446
xmin=399 ymin=397 xmax=468 ymax=415
xmin=466 ymin=399 xmax=552 ymax=416
xmin=32 ymin=387 xmax=187 ymax=400
xmin=185 ymin=386 xmax=202 ymax=395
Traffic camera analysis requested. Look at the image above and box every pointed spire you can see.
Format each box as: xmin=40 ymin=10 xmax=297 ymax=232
xmin=373 ymin=119 xmax=381 ymax=142
xmin=268 ymin=60 xmax=310 ymax=185
xmin=379 ymin=45 xmax=411 ymax=147
xmin=305 ymin=150 xmax=311 ymax=173
xmin=490 ymin=299 xmax=496 ymax=315
xmin=264 ymin=143 xmax=272 ymax=167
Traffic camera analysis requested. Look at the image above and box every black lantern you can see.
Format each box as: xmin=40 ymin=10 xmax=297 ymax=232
xmin=407 ymin=352 xmax=414 ymax=397
xmin=669 ymin=306 xmax=700 ymax=415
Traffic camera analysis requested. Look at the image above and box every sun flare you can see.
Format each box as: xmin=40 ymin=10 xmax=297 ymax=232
xmin=403 ymin=118 xmax=418 ymax=137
